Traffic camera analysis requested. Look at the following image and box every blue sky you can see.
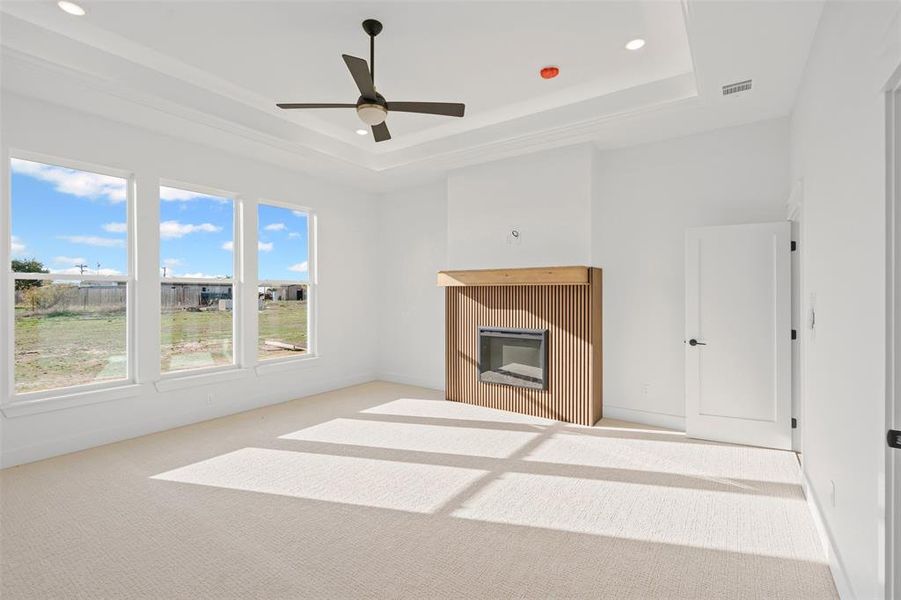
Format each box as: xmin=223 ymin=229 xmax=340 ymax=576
xmin=10 ymin=159 xmax=309 ymax=281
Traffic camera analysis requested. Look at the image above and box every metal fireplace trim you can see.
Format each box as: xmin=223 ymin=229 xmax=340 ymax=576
xmin=478 ymin=327 xmax=549 ymax=390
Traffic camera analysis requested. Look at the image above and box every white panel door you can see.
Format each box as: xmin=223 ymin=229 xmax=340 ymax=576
xmin=685 ymin=222 xmax=792 ymax=449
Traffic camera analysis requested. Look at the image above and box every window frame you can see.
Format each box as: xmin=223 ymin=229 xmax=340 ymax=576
xmin=157 ymin=178 xmax=241 ymax=379
xmin=4 ymin=150 xmax=136 ymax=404
xmin=255 ymin=198 xmax=317 ymax=365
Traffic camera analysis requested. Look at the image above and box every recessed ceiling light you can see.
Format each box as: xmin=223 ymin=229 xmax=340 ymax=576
xmin=355 ymin=129 xmax=368 ymax=136
xmin=57 ymin=1 xmax=86 ymax=16
xmin=625 ymin=38 xmax=646 ymax=51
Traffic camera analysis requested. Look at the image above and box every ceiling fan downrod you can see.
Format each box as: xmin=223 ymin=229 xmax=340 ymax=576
xmin=362 ymin=19 xmax=382 ymax=88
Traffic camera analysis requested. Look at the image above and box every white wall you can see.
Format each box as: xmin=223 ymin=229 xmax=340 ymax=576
xmin=592 ymin=118 xmax=790 ymax=428
xmin=446 ymin=145 xmax=593 ymax=269
xmin=0 ymin=92 xmax=379 ymax=467
xmin=376 ymin=182 xmax=447 ymax=390
xmin=790 ymin=2 xmax=901 ymax=598
xmin=377 ymin=122 xmax=790 ymax=427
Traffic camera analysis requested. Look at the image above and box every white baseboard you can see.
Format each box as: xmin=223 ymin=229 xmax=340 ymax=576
xmin=377 ymin=371 xmax=444 ymax=392
xmin=801 ymin=471 xmax=853 ymax=599
xmin=602 ymin=405 xmax=686 ymax=431
xmin=0 ymin=372 xmax=376 ymax=469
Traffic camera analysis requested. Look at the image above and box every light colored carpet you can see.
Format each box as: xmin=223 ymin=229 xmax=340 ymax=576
xmin=0 ymin=381 xmax=837 ymax=599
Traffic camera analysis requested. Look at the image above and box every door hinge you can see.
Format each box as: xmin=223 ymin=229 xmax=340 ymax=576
xmin=792 ymin=418 xmax=798 ymax=429
xmin=791 ymin=241 xmax=797 ymax=251
xmin=791 ymin=329 xmax=797 ymax=340
xmin=889 ymin=429 xmax=901 ymax=449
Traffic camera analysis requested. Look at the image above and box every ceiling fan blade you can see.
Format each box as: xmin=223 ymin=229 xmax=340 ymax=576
xmin=342 ymin=54 xmax=376 ymax=99
xmin=371 ymin=122 xmax=391 ymax=142
xmin=386 ymin=102 xmax=465 ymax=117
xmin=276 ymin=103 xmax=356 ymax=109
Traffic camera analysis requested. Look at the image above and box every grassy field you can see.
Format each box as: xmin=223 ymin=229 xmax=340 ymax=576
xmin=14 ymin=301 xmax=308 ymax=394
xmin=14 ymin=307 xmax=127 ymax=394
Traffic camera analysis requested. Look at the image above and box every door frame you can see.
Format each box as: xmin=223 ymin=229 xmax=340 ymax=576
xmin=787 ymin=181 xmax=804 ymax=455
xmin=885 ymin=69 xmax=900 ymax=600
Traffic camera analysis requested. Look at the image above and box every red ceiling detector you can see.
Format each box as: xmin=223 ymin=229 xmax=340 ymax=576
xmin=540 ymin=66 xmax=560 ymax=79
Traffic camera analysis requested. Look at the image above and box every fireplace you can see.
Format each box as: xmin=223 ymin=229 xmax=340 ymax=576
xmin=439 ymin=266 xmax=602 ymax=425
xmin=478 ymin=327 xmax=548 ymax=390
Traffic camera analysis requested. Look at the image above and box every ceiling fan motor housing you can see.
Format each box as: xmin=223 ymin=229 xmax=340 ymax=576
xmin=357 ymin=103 xmax=387 ymax=125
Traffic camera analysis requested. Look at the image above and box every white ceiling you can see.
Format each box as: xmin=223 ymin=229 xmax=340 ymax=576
xmin=0 ymin=1 xmax=823 ymax=190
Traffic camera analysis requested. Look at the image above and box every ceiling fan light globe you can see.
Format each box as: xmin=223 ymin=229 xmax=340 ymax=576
xmin=357 ymin=104 xmax=387 ymax=125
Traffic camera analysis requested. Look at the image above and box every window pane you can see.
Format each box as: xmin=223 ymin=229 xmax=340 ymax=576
xmin=257 ymin=204 xmax=309 ymax=282
xmin=159 ymin=186 xmax=233 ymax=280
xmin=14 ymin=280 xmax=127 ymax=394
xmin=161 ymin=283 xmax=233 ymax=373
xmin=11 ymin=158 xmax=127 ymax=276
xmin=258 ymin=285 xmax=308 ymax=359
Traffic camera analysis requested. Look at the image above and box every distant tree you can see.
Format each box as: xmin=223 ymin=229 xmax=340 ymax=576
xmin=12 ymin=258 xmax=48 ymax=291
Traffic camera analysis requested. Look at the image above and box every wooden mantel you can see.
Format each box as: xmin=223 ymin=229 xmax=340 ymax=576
xmin=437 ymin=265 xmax=589 ymax=287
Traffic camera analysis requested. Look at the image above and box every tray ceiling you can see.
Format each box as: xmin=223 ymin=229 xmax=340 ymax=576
xmin=0 ymin=1 xmax=823 ymax=190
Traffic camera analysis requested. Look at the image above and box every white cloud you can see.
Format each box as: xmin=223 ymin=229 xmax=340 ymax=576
xmin=292 ymin=210 xmax=306 ymax=217
xmin=59 ymin=235 xmax=125 ymax=248
xmin=11 ymin=236 xmax=26 ymax=256
xmin=159 ymin=186 xmax=224 ymax=202
xmin=11 ymin=158 xmax=126 ymax=203
xmin=222 ymin=241 xmax=272 ymax=252
xmin=53 ymin=256 xmax=86 ymax=266
xmin=159 ymin=220 xmax=221 ymax=239
xmin=102 ymin=222 xmax=127 ymax=233
xmin=162 ymin=258 xmax=184 ymax=267
xmin=288 ymin=232 xmax=301 ymax=239
xmin=264 ymin=223 xmax=286 ymax=231
xmin=288 ymin=261 xmax=308 ymax=273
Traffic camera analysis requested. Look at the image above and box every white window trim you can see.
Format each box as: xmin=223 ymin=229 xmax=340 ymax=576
xmin=4 ymin=151 xmax=136 ymax=411
xmin=154 ymin=365 xmax=253 ymax=392
xmin=256 ymin=199 xmax=318 ymax=365
xmin=157 ymin=179 xmax=242 ymax=380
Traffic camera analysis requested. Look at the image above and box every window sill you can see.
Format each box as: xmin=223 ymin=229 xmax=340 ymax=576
xmin=1 ymin=382 xmax=143 ymax=418
xmin=255 ymin=354 xmax=320 ymax=376
xmin=154 ymin=367 xmax=253 ymax=392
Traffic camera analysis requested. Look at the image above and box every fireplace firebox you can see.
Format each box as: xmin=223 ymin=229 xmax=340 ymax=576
xmin=478 ymin=327 xmax=548 ymax=390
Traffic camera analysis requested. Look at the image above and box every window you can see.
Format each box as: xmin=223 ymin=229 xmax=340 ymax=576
xmin=159 ymin=185 xmax=235 ymax=374
xmin=257 ymin=203 xmax=312 ymax=360
xmin=9 ymin=157 xmax=131 ymax=395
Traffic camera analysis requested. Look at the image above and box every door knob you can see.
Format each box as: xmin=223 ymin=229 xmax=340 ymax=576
xmin=688 ymin=339 xmax=706 ymax=346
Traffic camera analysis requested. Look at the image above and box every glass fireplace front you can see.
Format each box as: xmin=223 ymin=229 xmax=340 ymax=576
xmin=478 ymin=327 xmax=548 ymax=390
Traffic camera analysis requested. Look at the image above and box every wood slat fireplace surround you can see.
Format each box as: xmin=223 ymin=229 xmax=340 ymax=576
xmin=438 ymin=266 xmax=602 ymax=426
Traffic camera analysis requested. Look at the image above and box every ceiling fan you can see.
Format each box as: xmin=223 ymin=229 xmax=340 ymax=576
xmin=276 ymin=19 xmax=465 ymax=142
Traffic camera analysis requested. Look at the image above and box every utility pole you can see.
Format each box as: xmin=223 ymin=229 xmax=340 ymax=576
xmin=75 ymin=263 xmax=88 ymax=275
xmin=162 ymin=266 xmax=168 ymax=278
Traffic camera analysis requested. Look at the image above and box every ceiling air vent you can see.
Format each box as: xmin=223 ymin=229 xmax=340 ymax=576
xmin=722 ymin=79 xmax=752 ymax=96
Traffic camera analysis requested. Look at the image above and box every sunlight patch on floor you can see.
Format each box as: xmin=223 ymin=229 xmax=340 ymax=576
xmin=450 ymin=472 xmax=824 ymax=562
xmin=524 ymin=431 xmax=803 ymax=484
xmin=362 ymin=397 xmax=556 ymax=426
xmin=279 ymin=417 xmax=540 ymax=457
xmin=151 ymin=447 xmax=487 ymax=513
